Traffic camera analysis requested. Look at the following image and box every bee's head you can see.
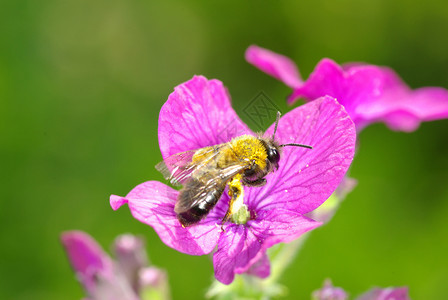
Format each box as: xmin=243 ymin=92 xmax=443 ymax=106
xmin=258 ymin=138 xmax=281 ymax=171
xmin=266 ymin=143 xmax=280 ymax=170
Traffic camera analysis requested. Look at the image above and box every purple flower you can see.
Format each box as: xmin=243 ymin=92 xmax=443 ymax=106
xmin=246 ymin=45 xmax=448 ymax=132
xmin=61 ymin=231 xmax=168 ymax=300
xmin=110 ymin=76 xmax=356 ymax=284
xmin=357 ymin=287 xmax=410 ymax=300
xmin=312 ymin=279 xmax=348 ymax=300
xmin=313 ymin=280 xmax=410 ymax=300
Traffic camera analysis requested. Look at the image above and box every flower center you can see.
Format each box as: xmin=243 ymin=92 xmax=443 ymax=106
xmin=227 ymin=175 xmax=251 ymax=224
xmin=230 ymin=203 xmax=251 ymax=224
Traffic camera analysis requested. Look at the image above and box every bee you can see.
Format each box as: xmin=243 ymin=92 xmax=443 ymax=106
xmin=156 ymin=112 xmax=312 ymax=227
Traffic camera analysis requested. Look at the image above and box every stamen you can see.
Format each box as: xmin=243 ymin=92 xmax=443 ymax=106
xmin=230 ymin=203 xmax=250 ymax=225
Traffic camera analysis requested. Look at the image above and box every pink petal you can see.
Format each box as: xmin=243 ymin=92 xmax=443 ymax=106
xmin=110 ymin=181 xmax=220 ymax=255
xmin=89 ymin=279 xmax=139 ymax=300
xmin=139 ymin=267 xmax=167 ymax=288
xmin=249 ymin=209 xmax=322 ymax=249
xmin=288 ymin=58 xmax=346 ymax=105
xmin=312 ymin=279 xmax=348 ymax=300
xmin=357 ymin=287 xmax=410 ymax=300
xmin=249 ymin=47 xmax=448 ymax=131
xmin=306 ymin=177 xmax=358 ymax=224
xmin=246 ymin=96 xmax=356 ymax=215
xmin=289 ymin=60 xmax=396 ymax=123
xmin=60 ymin=231 xmax=114 ymax=295
xmin=213 ymin=225 xmax=262 ymax=284
xmin=290 ymin=58 xmax=448 ymax=132
xmin=113 ymin=235 xmax=148 ymax=292
xmin=213 ymin=210 xmax=320 ymax=284
xmin=243 ymin=252 xmax=270 ymax=279
xmin=290 ymin=59 xmax=388 ymax=120
xmin=335 ymin=176 xmax=358 ymax=200
xmin=245 ymin=45 xmax=303 ymax=88
xmin=356 ymin=86 xmax=448 ymax=132
xmin=158 ymin=75 xmax=252 ymax=158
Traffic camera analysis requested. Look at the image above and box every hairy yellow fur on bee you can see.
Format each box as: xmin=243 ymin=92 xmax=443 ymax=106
xmin=226 ymin=135 xmax=267 ymax=168
xmin=191 ymin=135 xmax=268 ymax=169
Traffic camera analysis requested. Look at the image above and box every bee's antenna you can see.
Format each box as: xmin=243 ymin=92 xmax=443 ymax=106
xmin=272 ymin=111 xmax=281 ymax=141
xmin=271 ymin=111 xmax=312 ymax=149
xmin=280 ymin=143 xmax=313 ymax=149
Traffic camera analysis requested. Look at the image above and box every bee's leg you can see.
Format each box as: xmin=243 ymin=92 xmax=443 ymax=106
xmin=222 ymin=174 xmax=244 ymax=227
xmin=242 ymin=177 xmax=267 ymax=187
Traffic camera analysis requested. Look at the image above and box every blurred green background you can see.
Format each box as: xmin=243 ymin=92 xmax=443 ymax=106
xmin=1 ymin=0 xmax=448 ymax=299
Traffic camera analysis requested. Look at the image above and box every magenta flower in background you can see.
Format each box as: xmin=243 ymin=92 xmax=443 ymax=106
xmin=61 ymin=231 xmax=168 ymax=300
xmin=357 ymin=287 xmax=410 ymax=300
xmin=110 ymin=75 xmax=356 ymax=284
xmin=312 ymin=280 xmax=410 ymax=300
xmin=246 ymin=45 xmax=448 ymax=132
xmin=312 ymin=279 xmax=348 ymax=300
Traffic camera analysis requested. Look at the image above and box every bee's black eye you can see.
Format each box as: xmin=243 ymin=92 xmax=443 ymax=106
xmin=267 ymin=147 xmax=280 ymax=168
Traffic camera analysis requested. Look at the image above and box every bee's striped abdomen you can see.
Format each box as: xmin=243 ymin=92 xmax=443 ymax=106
xmin=176 ymin=178 xmax=225 ymax=227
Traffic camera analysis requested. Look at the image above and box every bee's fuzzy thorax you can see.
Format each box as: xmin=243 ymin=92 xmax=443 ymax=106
xmin=228 ymin=135 xmax=268 ymax=169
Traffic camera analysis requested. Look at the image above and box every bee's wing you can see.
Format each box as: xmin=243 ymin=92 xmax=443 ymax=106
xmin=174 ymin=163 xmax=249 ymax=214
xmin=155 ymin=150 xmax=196 ymax=186
xmin=155 ymin=144 xmax=228 ymax=186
